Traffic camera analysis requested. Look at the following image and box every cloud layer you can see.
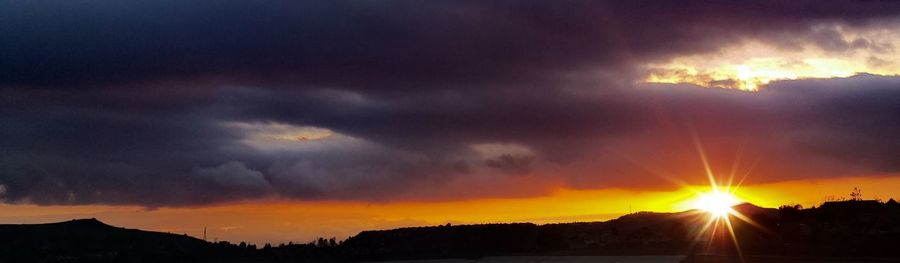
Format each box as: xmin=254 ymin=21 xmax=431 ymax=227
xmin=2 ymin=0 xmax=900 ymax=206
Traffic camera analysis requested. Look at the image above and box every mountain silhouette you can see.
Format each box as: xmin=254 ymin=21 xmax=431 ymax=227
xmin=2 ymin=201 xmax=900 ymax=262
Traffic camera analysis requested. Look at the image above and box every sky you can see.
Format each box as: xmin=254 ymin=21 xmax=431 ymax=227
xmin=2 ymin=0 xmax=900 ymax=245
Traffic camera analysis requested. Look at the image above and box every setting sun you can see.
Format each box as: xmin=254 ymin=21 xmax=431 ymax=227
xmin=693 ymin=191 xmax=741 ymax=216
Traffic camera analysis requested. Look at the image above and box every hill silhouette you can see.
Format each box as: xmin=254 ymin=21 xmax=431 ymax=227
xmin=2 ymin=201 xmax=900 ymax=262
xmin=0 ymin=218 xmax=240 ymax=262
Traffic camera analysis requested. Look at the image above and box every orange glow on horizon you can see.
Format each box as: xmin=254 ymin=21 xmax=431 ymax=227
xmin=2 ymin=175 xmax=900 ymax=245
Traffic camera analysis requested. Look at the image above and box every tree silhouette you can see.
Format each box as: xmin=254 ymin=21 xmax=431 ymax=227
xmin=887 ymin=198 xmax=898 ymax=206
xmin=850 ymin=187 xmax=862 ymax=201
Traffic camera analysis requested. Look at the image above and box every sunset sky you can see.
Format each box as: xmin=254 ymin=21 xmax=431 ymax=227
xmin=3 ymin=1 xmax=900 ymax=245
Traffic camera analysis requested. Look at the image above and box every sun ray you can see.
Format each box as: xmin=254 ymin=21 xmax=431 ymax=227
xmin=706 ymin=217 xmax=721 ymax=250
xmin=616 ymin=152 xmax=696 ymax=191
xmin=688 ymin=211 xmax=719 ymax=249
xmin=691 ymin=133 xmax=720 ymax=193
xmin=728 ymin=210 xmax=775 ymax=235
xmin=726 ymin=139 xmax=748 ymax=192
xmin=723 ymin=215 xmax=745 ymax=262
xmin=731 ymin=156 xmax=761 ymax=193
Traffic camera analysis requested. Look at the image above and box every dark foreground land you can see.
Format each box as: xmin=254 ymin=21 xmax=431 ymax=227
xmin=1 ymin=200 xmax=899 ymax=262
xmin=682 ymin=255 xmax=900 ymax=263
xmin=371 ymin=256 xmax=900 ymax=263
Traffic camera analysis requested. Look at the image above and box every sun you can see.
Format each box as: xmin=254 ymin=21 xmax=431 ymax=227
xmin=678 ymin=136 xmax=769 ymax=258
xmin=693 ymin=190 xmax=741 ymax=217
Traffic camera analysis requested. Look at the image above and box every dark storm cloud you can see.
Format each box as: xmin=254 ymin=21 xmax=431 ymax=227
xmin=4 ymin=0 xmax=900 ymax=88
xmin=2 ymin=0 xmax=900 ymax=206
xmin=485 ymin=155 xmax=534 ymax=175
xmin=764 ymin=75 xmax=900 ymax=171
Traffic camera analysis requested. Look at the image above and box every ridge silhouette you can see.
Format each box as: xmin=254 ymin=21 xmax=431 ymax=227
xmin=2 ymin=201 xmax=899 ymax=262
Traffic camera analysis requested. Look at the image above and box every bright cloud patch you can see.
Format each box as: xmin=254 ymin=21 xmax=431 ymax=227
xmin=644 ymin=26 xmax=900 ymax=91
xmin=223 ymin=122 xmax=343 ymax=151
